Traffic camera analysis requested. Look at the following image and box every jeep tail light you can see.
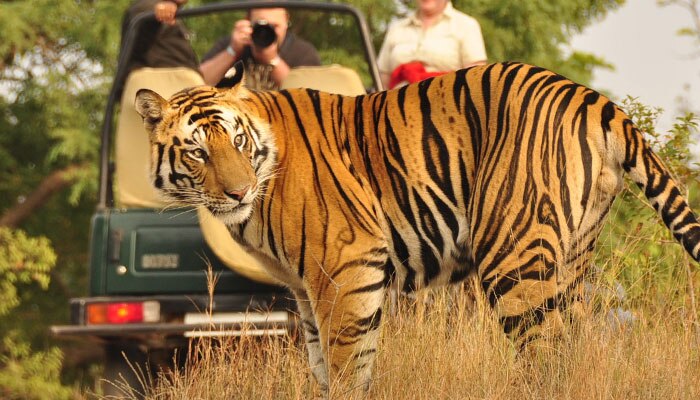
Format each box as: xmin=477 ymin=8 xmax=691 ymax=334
xmin=86 ymin=301 xmax=160 ymax=325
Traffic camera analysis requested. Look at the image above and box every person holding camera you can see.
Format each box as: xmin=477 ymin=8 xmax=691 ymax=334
xmin=200 ymin=7 xmax=321 ymax=89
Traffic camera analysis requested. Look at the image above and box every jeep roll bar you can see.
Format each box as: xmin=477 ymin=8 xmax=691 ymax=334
xmin=98 ymin=0 xmax=383 ymax=209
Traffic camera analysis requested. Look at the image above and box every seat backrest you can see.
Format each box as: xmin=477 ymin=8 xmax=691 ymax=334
xmin=280 ymin=64 xmax=366 ymax=96
xmin=115 ymin=67 xmax=204 ymax=208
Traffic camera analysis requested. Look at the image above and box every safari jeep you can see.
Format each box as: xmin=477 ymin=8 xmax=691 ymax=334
xmin=50 ymin=0 xmax=382 ymax=394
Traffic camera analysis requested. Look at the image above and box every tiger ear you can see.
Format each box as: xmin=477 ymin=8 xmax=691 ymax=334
xmin=216 ymin=60 xmax=246 ymax=90
xmin=135 ymin=88 xmax=168 ymax=135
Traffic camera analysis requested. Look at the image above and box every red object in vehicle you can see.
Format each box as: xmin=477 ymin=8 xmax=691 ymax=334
xmin=389 ymin=61 xmax=449 ymax=89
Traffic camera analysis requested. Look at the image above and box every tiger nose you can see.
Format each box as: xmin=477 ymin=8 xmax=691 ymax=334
xmin=224 ymin=185 xmax=250 ymax=201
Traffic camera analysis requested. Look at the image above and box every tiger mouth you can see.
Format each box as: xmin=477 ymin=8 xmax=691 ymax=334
xmin=207 ymin=202 xmax=252 ymax=217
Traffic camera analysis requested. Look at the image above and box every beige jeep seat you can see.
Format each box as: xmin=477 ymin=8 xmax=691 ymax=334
xmin=116 ymin=67 xmax=205 ymax=208
xmin=280 ymin=64 xmax=366 ymax=95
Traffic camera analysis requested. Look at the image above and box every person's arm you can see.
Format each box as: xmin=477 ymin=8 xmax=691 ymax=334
xmin=376 ymin=22 xmax=397 ymax=90
xmin=199 ymin=42 xmax=238 ymax=85
xmin=200 ymin=20 xmax=253 ymax=85
xmin=459 ymin=17 xmax=488 ymax=67
xmin=269 ymin=59 xmax=291 ymax=86
xmin=120 ymin=0 xmax=163 ymax=68
xmin=380 ymin=73 xmax=391 ymax=90
xmin=252 ymin=44 xmax=290 ymax=86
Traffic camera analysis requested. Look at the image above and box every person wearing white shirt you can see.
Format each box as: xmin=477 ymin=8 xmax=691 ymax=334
xmin=377 ymin=0 xmax=487 ymax=89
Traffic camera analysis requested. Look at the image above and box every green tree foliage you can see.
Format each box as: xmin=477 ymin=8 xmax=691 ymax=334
xmin=0 ymin=0 xmax=130 ymax=395
xmin=0 ymin=228 xmax=55 ymax=316
xmin=0 ymin=228 xmax=73 ymax=399
xmin=0 ymin=334 xmax=72 ymax=400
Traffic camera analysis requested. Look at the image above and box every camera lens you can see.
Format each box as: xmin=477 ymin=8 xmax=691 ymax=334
xmin=251 ymin=20 xmax=277 ymax=48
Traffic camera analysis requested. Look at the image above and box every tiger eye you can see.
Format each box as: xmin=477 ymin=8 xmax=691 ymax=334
xmin=233 ymin=134 xmax=245 ymax=147
xmin=189 ymin=148 xmax=206 ymax=161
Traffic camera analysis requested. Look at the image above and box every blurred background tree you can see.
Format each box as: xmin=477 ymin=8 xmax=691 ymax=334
xmin=0 ymin=0 xmax=131 ymax=397
xmin=3 ymin=0 xmax=697 ymax=396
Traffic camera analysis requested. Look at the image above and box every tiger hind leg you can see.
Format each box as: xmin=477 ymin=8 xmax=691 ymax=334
xmin=496 ymin=276 xmax=588 ymax=349
xmin=481 ymin=244 xmax=590 ymax=349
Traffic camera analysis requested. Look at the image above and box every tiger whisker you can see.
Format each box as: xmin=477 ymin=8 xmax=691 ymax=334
xmin=170 ymin=206 xmax=200 ymax=219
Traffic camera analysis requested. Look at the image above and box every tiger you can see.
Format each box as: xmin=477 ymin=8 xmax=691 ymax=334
xmin=135 ymin=61 xmax=700 ymax=393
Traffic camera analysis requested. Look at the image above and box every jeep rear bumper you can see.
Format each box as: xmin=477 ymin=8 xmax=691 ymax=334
xmin=50 ymin=293 xmax=296 ymax=340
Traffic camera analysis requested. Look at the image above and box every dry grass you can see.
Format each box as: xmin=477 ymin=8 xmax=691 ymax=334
xmin=105 ymin=282 xmax=700 ymax=400
xmin=371 ymin=289 xmax=700 ymax=400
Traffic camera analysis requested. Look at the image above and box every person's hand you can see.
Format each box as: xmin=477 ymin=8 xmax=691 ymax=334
xmin=154 ymin=1 xmax=178 ymax=25
xmin=251 ymin=41 xmax=280 ymax=65
xmin=230 ymin=19 xmax=253 ymax=54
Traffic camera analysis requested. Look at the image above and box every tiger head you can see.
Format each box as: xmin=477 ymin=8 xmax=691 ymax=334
xmin=134 ymin=64 xmax=276 ymax=225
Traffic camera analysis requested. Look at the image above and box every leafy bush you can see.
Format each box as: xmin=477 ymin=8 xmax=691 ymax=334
xmin=0 ymin=334 xmax=73 ymax=400
xmin=0 ymin=228 xmax=73 ymax=399
xmin=0 ymin=228 xmax=55 ymax=316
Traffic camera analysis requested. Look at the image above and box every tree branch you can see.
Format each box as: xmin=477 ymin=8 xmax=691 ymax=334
xmin=0 ymin=164 xmax=87 ymax=229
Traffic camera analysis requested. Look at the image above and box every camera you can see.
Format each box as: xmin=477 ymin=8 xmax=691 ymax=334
xmin=251 ymin=20 xmax=277 ymax=48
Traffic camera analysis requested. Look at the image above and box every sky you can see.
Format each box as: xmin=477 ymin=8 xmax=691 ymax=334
xmin=570 ymin=0 xmax=700 ymax=146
